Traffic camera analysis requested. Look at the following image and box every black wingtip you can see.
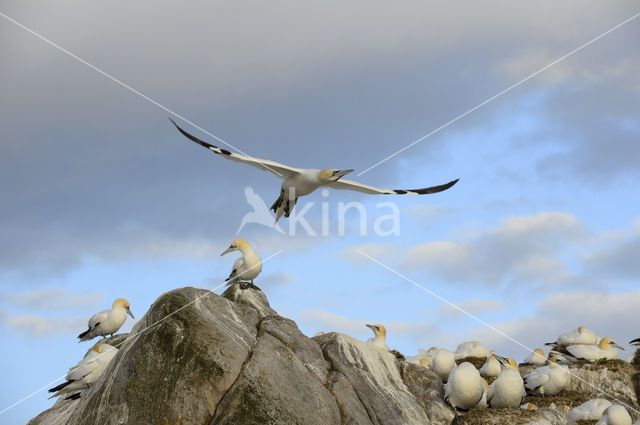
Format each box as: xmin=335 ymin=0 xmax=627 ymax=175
xmin=48 ymin=380 xmax=73 ymax=393
xmin=630 ymin=337 xmax=640 ymax=345
xmin=169 ymin=118 xmax=219 ymax=151
xmin=407 ymin=178 xmax=460 ymax=195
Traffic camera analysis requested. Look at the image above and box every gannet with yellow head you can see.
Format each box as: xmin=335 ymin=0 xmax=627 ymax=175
xmin=566 ymin=337 xmax=624 ymax=362
xmin=221 ymin=239 xmax=262 ymax=288
xmin=78 ymin=298 xmax=134 ymax=342
xmin=487 ymin=355 xmax=526 ymax=408
xmin=48 ymin=343 xmax=118 ymax=400
xmin=523 ymin=348 xmax=547 ymax=365
xmin=171 ymin=119 xmax=459 ymax=222
xmin=366 ymin=324 xmax=389 ymax=350
xmin=523 ymin=352 xmax=571 ymax=396
xmin=479 ymin=350 xmax=501 ymax=379
xmin=546 ymin=326 xmax=599 ymax=346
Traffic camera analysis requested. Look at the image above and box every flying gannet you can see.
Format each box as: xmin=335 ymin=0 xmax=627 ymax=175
xmin=48 ymin=344 xmax=118 ymax=399
xmin=569 ymin=399 xmax=614 ymax=421
xmin=221 ymin=239 xmax=262 ymax=289
xmin=487 ymin=355 xmax=526 ymax=409
xmin=523 ymin=352 xmax=571 ymax=397
xmin=78 ymin=299 xmax=134 ymax=342
xmin=545 ymin=326 xmax=599 ymax=346
xmin=366 ymin=324 xmax=389 ymax=350
xmin=596 ymin=405 xmax=632 ymax=425
xmin=523 ymin=348 xmax=547 ymax=365
xmin=444 ymin=362 xmax=485 ymax=413
xmin=171 ymin=119 xmax=459 ymax=222
xmin=566 ymin=337 xmax=624 ymax=362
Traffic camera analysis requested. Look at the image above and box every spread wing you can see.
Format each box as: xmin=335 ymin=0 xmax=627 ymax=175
xmin=170 ymin=119 xmax=301 ymax=179
xmin=329 ymin=178 xmax=459 ymax=195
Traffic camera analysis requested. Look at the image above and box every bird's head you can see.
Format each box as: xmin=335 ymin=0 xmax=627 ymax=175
xmin=599 ymin=337 xmax=624 ymax=351
xmin=221 ymin=239 xmax=249 ymax=256
xmin=366 ymin=324 xmax=386 ymax=339
xmin=318 ymin=169 xmax=354 ymax=182
xmin=113 ymin=298 xmax=134 ymax=319
xmin=493 ymin=354 xmax=518 ymax=370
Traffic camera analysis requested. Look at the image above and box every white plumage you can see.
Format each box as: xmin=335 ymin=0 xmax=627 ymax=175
xmin=487 ymin=356 xmax=526 ymax=409
xmin=221 ymin=239 xmax=262 ymax=286
xmin=171 ymin=119 xmax=458 ymax=222
xmin=568 ymin=399 xmax=613 ymax=421
xmin=567 ymin=337 xmax=624 ymax=362
xmin=454 ymin=341 xmax=489 ymax=359
xmin=444 ymin=362 xmax=485 ymax=412
xmin=366 ymin=324 xmax=389 ymax=350
xmin=430 ymin=349 xmax=457 ymax=382
xmin=48 ymin=344 xmax=118 ymax=399
xmin=78 ymin=299 xmax=134 ymax=342
xmin=479 ymin=354 xmax=501 ymax=379
xmin=546 ymin=326 xmax=599 ymax=346
xmin=595 ymin=405 xmax=632 ymax=425
xmin=523 ymin=348 xmax=547 ymax=365
xmin=524 ymin=353 xmax=570 ymax=397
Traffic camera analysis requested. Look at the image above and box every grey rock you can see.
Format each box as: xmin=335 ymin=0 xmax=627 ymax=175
xmin=222 ymin=283 xmax=276 ymax=319
xmin=327 ymin=371 xmax=374 ymax=425
xmin=400 ymin=361 xmax=455 ymax=425
xmin=27 ymin=398 xmax=78 ymax=425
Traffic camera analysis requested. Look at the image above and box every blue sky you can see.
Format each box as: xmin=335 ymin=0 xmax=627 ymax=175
xmin=1 ymin=1 xmax=640 ymax=423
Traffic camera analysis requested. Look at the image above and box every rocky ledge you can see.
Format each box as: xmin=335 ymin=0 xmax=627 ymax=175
xmin=29 ymin=286 xmax=639 ymax=425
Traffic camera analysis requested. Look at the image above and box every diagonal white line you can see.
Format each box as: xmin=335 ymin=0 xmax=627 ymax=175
xmin=357 ymin=250 xmax=640 ymax=414
xmin=357 ymin=11 xmax=640 ymax=176
xmin=0 ymin=11 xmax=283 ymax=177
xmin=0 ymin=250 xmax=283 ymax=415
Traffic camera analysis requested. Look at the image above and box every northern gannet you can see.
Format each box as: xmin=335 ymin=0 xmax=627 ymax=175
xmin=478 ymin=378 xmax=489 ymax=408
xmin=48 ymin=344 xmax=118 ymax=399
xmin=487 ymin=355 xmax=526 ymax=408
xmin=566 ymin=337 xmax=624 ymax=362
xmin=596 ymin=405 xmax=632 ymax=425
xmin=479 ymin=351 xmax=501 ymax=379
xmin=430 ymin=349 xmax=457 ymax=382
xmin=523 ymin=348 xmax=547 ymax=365
xmin=546 ymin=326 xmax=599 ymax=346
xmin=221 ymin=239 xmax=262 ymax=288
xmin=78 ymin=299 xmax=134 ymax=342
xmin=171 ymin=120 xmax=459 ymax=222
xmin=444 ymin=362 xmax=485 ymax=413
xmin=366 ymin=324 xmax=389 ymax=350
xmin=454 ymin=341 xmax=489 ymax=359
xmin=568 ymin=399 xmax=613 ymax=421
xmin=523 ymin=352 xmax=570 ymax=397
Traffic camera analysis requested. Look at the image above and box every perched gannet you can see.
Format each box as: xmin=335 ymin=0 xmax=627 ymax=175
xmin=487 ymin=355 xmax=526 ymax=408
xmin=523 ymin=352 xmax=570 ymax=397
xmin=568 ymin=399 xmax=613 ymax=421
xmin=523 ymin=348 xmax=547 ymax=365
xmin=78 ymin=299 xmax=134 ymax=342
xmin=595 ymin=405 xmax=632 ymax=425
xmin=366 ymin=324 xmax=389 ymax=350
xmin=407 ymin=346 xmax=440 ymax=365
xmin=171 ymin=119 xmax=459 ymax=222
xmin=430 ymin=349 xmax=457 ymax=382
xmin=479 ymin=351 xmax=501 ymax=379
xmin=48 ymin=344 xmax=118 ymax=399
xmin=546 ymin=326 xmax=599 ymax=346
xmin=444 ymin=362 xmax=485 ymax=413
xmin=454 ymin=341 xmax=489 ymax=359
xmin=221 ymin=239 xmax=262 ymax=288
xmin=566 ymin=337 xmax=624 ymax=362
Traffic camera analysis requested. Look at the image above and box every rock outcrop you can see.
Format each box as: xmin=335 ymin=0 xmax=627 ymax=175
xmin=28 ymin=286 xmax=640 ymax=425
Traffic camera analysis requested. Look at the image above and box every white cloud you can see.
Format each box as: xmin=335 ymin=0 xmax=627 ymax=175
xmin=406 ymin=205 xmax=454 ymax=222
xmin=404 ymin=212 xmax=586 ymax=287
xmin=3 ymin=288 xmax=103 ymax=311
xmin=3 ymin=314 xmax=86 ymax=338
xmin=582 ymin=218 xmax=640 ymax=281
xmin=439 ymin=299 xmax=505 ymax=320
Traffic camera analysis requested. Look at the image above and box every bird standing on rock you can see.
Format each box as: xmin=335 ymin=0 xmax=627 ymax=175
xmin=444 ymin=362 xmax=485 ymax=413
xmin=78 ymin=299 xmax=134 ymax=342
xmin=221 ymin=239 xmax=262 ymax=289
xmin=566 ymin=337 xmax=624 ymax=362
xmin=171 ymin=119 xmax=459 ymax=222
xmin=523 ymin=352 xmax=571 ymax=397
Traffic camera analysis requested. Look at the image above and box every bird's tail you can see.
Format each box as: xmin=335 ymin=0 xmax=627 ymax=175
xmin=48 ymin=380 xmax=73 ymax=393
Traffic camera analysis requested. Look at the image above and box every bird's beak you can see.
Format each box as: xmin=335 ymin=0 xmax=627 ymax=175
xmin=221 ymin=246 xmax=234 ymax=256
xmin=333 ymin=169 xmax=354 ymax=180
xmin=127 ymin=308 xmax=135 ymax=320
xmin=492 ymin=354 xmax=508 ymax=366
xmin=612 ymin=343 xmax=625 ymax=351
xmin=366 ymin=324 xmax=376 ymax=332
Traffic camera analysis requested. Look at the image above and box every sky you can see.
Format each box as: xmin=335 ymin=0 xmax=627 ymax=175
xmin=1 ymin=1 xmax=639 ymax=423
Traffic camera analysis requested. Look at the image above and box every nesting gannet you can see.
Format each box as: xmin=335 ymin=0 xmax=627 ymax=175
xmin=171 ymin=120 xmax=459 ymax=222
xmin=454 ymin=341 xmax=489 ymax=359
xmin=430 ymin=349 xmax=457 ymax=382
xmin=366 ymin=324 xmax=389 ymax=350
xmin=595 ymin=405 xmax=632 ymax=425
xmin=444 ymin=362 xmax=485 ymax=413
xmin=546 ymin=326 xmax=599 ymax=346
xmin=487 ymin=355 xmax=526 ymax=408
xmin=568 ymin=399 xmax=613 ymax=421
xmin=566 ymin=337 xmax=624 ymax=362
xmin=523 ymin=352 xmax=570 ymax=397
xmin=479 ymin=351 xmax=501 ymax=379
xmin=221 ymin=239 xmax=262 ymax=288
xmin=78 ymin=299 xmax=134 ymax=342
xmin=48 ymin=344 xmax=118 ymax=399
xmin=523 ymin=348 xmax=547 ymax=365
